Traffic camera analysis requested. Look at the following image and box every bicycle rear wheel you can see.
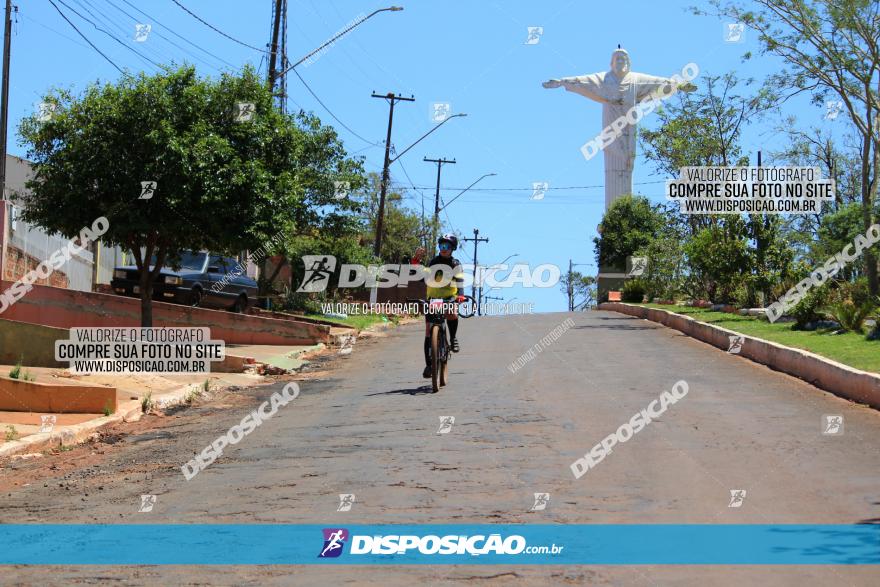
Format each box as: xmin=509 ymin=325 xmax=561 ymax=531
xmin=430 ymin=324 xmax=441 ymax=393
xmin=439 ymin=331 xmax=449 ymax=387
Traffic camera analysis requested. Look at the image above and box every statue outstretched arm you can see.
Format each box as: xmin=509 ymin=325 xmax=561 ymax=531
xmin=632 ymin=73 xmax=697 ymax=102
xmin=542 ymin=74 xmax=611 ymax=104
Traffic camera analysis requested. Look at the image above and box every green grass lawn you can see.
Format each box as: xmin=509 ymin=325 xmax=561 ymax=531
xmin=305 ymin=313 xmax=397 ymax=330
xmin=638 ymin=303 xmax=880 ymax=374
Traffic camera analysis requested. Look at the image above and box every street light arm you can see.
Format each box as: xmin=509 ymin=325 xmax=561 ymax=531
xmin=494 ymin=253 xmax=519 ymax=267
xmin=283 ymin=6 xmax=403 ymax=74
xmin=390 ymin=113 xmax=466 ymax=163
xmin=439 ymin=172 xmax=496 ymax=211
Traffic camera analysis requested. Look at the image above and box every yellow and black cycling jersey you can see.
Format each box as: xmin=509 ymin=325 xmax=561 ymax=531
xmin=419 ymin=255 xmax=464 ymax=298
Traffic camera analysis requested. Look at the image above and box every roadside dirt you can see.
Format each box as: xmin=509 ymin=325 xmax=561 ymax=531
xmin=0 ymin=346 xmax=342 ymax=496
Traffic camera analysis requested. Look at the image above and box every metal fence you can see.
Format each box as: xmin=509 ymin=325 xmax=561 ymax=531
xmin=5 ymin=204 xmax=123 ymax=291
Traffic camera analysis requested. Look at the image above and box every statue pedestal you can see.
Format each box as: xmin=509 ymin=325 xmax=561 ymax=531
xmin=597 ymin=266 xmax=628 ymax=302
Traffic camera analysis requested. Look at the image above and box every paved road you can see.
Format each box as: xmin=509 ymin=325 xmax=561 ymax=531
xmin=2 ymin=310 xmax=880 ymax=585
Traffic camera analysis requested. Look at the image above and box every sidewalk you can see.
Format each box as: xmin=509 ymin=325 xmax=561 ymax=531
xmin=599 ymin=302 xmax=880 ymax=409
xmin=0 ymin=367 xmax=266 ymax=458
xmin=225 ymin=343 xmax=326 ymax=373
xmin=0 ymin=322 xmax=396 ymax=459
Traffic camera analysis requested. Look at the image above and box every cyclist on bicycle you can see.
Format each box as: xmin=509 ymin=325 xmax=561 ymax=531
xmin=412 ymin=234 xmax=466 ymax=378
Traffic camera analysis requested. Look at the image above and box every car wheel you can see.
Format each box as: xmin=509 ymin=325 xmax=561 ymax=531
xmin=189 ymin=288 xmax=203 ymax=307
xmin=232 ymin=294 xmax=248 ymax=313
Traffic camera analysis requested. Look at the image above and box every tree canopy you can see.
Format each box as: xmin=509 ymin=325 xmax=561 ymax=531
xmin=18 ymin=65 xmax=364 ymax=325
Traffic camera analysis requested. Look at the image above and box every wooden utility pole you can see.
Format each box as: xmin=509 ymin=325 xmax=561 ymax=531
xmin=267 ymin=0 xmax=283 ymax=90
xmin=568 ymin=259 xmax=573 ymax=311
xmin=462 ymin=228 xmax=489 ymax=314
xmin=0 ymin=0 xmax=15 ymax=200
xmin=423 ymin=156 xmax=456 ymax=250
xmin=371 ymin=91 xmax=414 ymax=257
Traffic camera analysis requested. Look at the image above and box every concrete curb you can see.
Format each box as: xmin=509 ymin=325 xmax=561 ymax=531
xmin=0 ymin=381 xmax=204 ymax=459
xmin=598 ymin=302 xmax=880 ymax=410
xmin=0 ymin=375 xmax=117 ymax=414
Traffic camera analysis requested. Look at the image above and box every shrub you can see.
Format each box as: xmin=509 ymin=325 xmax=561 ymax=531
xmin=185 ymin=385 xmax=204 ymax=404
xmin=731 ymin=283 xmax=753 ymax=310
xmin=8 ymin=356 xmax=22 ymax=380
xmin=821 ymin=300 xmax=876 ymax=333
xmin=832 ymin=277 xmax=873 ymax=307
xmin=790 ymin=284 xmax=831 ymax=330
xmin=280 ymin=288 xmax=327 ymax=314
xmin=4 ymin=425 xmax=19 ymax=442
xmin=867 ymin=296 xmax=880 ymax=341
xmin=141 ymin=392 xmax=154 ymax=414
xmin=621 ymin=279 xmax=647 ymax=303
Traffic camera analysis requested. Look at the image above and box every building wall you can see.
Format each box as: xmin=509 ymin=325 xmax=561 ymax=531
xmin=0 ymin=279 xmax=330 ymax=345
xmin=3 ymin=244 xmax=70 ymax=287
xmin=1 ymin=155 xmax=125 ymax=292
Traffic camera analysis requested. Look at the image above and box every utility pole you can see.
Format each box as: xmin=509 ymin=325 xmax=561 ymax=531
xmin=423 ymin=156 xmax=456 ymax=249
xmin=278 ymin=0 xmax=288 ymax=112
xmin=267 ymin=0 xmax=282 ymax=87
xmin=568 ymin=260 xmax=593 ymax=312
xmin=267 ymin=0 xmax=288 ymax=112
xmin=372 ymin=91 xmax=414 ymax=257
xmin=0 ymin=0 xmax=15 ymax=200
xmin=482 ymin=293 xmax=503 ymax=313
xmin=462 ymin=228 xmax=489 ymax=314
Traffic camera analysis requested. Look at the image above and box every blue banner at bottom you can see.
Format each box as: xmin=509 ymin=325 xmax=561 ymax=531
xmin=0 ymin=524 xmax=877 ymax=565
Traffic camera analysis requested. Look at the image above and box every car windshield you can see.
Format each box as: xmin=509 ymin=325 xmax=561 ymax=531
xmin=148 ymin=251 xmax=206 ymax=271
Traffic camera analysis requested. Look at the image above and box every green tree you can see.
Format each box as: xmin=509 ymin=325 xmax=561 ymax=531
xmin=18 ymin=65 xmax=362 ymax=326
xmin=358 ymin=172 xmax=430 ymax=263
xmin=698 ymin=0 xmax=880 ymax=294
xmin=685 ymin=219 xmax=753 ymax=303
xmin=771 ymin=125 xmax=863 ymax=259
xmin=640 ymin=72 xmax=769 ymax=235
xmin=812 ymin=202 xmax=869 ymax=281
xmin=560 ymin=271 xmax=596 ymax=311
xmin=594 ymin=195 xmax=664 ymax=270
xmin=639 ymin=71 xmax=794 ymax=305
xmin=281 ymin=233 xmax=375 ymax=309
xmin=634 ymin=224 xmax=687 ymax=301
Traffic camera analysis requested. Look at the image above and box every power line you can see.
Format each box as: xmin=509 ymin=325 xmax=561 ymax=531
xmin=47 ymin=0 xmax=124 ymax=73
xmin=449 ymin=199 xmax=601 ymax=206
xmin=78 ymin=0 xmax=179 ymax=69
xmin=21 ymin=13 xmax=90 ymax=49
xmin=169 ymin=0 xmax=268 ymax=53
xmin=61 ymin=0 xmax=159 ymax=69
xmin=73 ymin=0 xmax=126 ymax=36
xmin=390 ymin=162 xmax=468 ymax=255
xmin=290 ymin=67 xmax=380 ymax=147
xmin=395 ymin=158 xmax=425 ymax=199
xmin=55 ymin=0 xmax=162 ymax=69
xmin=118 ymin=0 xmax=235 ymax=68
xmin=404 ymin=180 xmax=668 ymax=192
xmin=442 ymin=201 xmax=469 ymax=257
xmin=350 ymin=143 xmax=379 ymax=155
xmin=109 ymin=0 xmax=237 ymax=70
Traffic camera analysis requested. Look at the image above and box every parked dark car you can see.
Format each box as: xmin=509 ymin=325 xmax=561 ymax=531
xmin=110 ymin=251 xmax=258 ymax=312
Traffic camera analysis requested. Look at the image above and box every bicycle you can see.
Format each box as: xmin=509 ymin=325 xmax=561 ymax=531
xmin=457 ymin=294 xmax=476 ymax=318
xmin=409 ymin=297 xmax=461 ymax=392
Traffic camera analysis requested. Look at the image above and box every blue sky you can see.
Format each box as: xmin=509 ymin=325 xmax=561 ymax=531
xmin=8 ymin=1 xmax=844 ymax=311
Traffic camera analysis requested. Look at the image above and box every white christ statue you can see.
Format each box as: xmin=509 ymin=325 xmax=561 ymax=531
xmin=543 ymin=48 xmax=696 ymax=209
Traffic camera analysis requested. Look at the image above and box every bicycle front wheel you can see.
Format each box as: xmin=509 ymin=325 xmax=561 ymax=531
xmin=458 ymin=295 xmax=476 ymax=318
